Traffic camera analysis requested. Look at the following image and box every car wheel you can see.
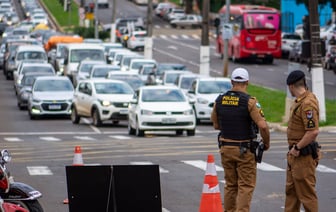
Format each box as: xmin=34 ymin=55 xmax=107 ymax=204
xmin=171 ymin=24 xmax=177 ymax=28
xmin=187 ymin=129 xmax=195 ymax=136
xmin=135 ymin=117 xmax=144 ymax=137
xmin=326 ymin=62 xmax=330 ymax=70
xmin=29 ymin=110 xmax=36 ymax=120
xmin=71 ymin=106 xmax=80 ymax=124
xmin=128 ymin=121 xmax=136 ymax=135
xmin=92 ymin=109 xmax=102 ymax=127
xmin=176 ymin=130 xmax=183 ymax=136
xmin=112 ymin=120 xmax=119 ymax=125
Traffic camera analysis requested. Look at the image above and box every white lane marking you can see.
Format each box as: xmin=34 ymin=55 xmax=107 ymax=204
xmin=181 ymin=34 xmax=189 ymax=39
xmin=40 ymin=136 xmax=61 ymax=141
xmin=182 ymin=160 xmax=224 ymax=172
xmin=82 ymin=118 xmax=101 ymax=133
xmin=192 ymin=34 xmax=200 ymax=39
xmin=109 ymin=135 xmax=130 ymax=140
xmin=27 ymin=166 xmax=53 ymax=175
xmin=130 ymin=161 xmax=169 ymax=173
xmin=171 ymin=35 xmax=178 ymax=39
xmin=257 ymin=162 xmax=284 ymax=171
xmin=316 ymin=164 xmax=336 ymax=173
xmin=74 ymin=136 xmax=96 ymax=141
xmin=162 ymin=208 xmax=170 ymax=212
xmin=167 ymin=45 xmax=178 ymax=50
xmin=4 ymin=137 xmax=23 ymax=142
xmin=160 ymin=35 xmax=168 ymax=39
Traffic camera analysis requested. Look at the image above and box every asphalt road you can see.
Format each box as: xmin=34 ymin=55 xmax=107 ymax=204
xmin=1 ymin=1 xmax=335 ymax=211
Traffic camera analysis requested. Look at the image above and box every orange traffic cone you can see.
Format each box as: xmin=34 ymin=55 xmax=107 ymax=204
xmin=64 ymin=146 xmax=84 ymax=204
xmin=199 ymin=154 xmax=223 ymax=212
xmin=72 ymin=146 xmax=84 ymax=166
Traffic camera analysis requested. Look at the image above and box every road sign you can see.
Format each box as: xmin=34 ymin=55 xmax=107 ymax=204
xmin=85 ymin=12 xmax=94 ymax=20
xmin=222 ymin=24 xmax=232 ymax=40
xmin=80 ymin=13 xmax=85 ymax=20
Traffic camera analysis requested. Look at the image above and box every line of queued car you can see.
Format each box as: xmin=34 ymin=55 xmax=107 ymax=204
xmin=1 ymin=1 xmax=234 ymax=137
xmin=283 ymin=23 xmax=336 ymax=74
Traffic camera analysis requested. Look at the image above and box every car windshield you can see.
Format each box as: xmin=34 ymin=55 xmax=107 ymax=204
xmin=180 ymin=76 xmax=198 ymax=89
xmin=109 ymin=75 xmax=144 ymax=90
xmin=79 ymin=64 xmax=95 ymax=73
xmin=22 ymin=66 xmax=53 ymax=75
xmin=166 ymin=73 xmax=181 ymax=84
xmin=70 ymin=49 xmax=105 ymax=63
xmin=198 ymin=81 xmax=231 ymax=94
xmin=34 ymin=79 xmax=74 ymax=92
xmin=22 ymin=76 xmax=36 ymax=86
xmin=92 ymin=67 xmax=119 ymax=78
xmin=94 ymin=82 xmax=133 ymax=94
xmin=142 ymin=89 xmax=186 ymax=102
xmin=131 ymin=62 xmax=155 ymax=70
xmin=17 ymin=51 xmax=47 ymax=60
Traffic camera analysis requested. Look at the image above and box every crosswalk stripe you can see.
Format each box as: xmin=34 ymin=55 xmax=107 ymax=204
xmin=257 ymin=162 xmax=285 ymax=171
xmin=181 ymin=34 xmax=189 ymax=39
xmin=39 ymin=136 xmax=61 ymax=141
xmin=74 ymin=136 xmax=96 ymax=141
xmin=316 ymin=164 xmax=336 ymax=173
xmin=171 ymin=35 xmax=178 ymax=39
xmin=27 ymin=166 xmax=53 ymax=175
xmin=109 ymin=135 xmax=130 ymax=140
xmin=130 ymin=161 xmax=169 ymax=173
xmin=4 ymin=137 xmax=23 ymax=142
xmin=181 ymin=160 xmax=224 ymax=172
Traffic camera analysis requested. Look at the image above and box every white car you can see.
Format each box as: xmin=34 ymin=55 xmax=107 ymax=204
xmin=126 ymin=30 xmax=147 ymax=51
xmin=128 ymin=85 xmax=196 ymax=136
xmin=106 ymin=71 xmax=144 ymax=91
xmin=88 ymin=64 xmax=121 ymax=79
xmin=320 ymin=24 xmax=336 ymax=40
xmin=27 ymin=76 xmax=74 ymax=119
xmin=174 ymin=73 xmax=200 ymax=94
xmin=31 ymin=13 xmax=48 ymax=25
xmin=281 ymin=33 xmax=302 ymax=57
xmin=127 ymin=58 xmax=157 ymax=73
xmin=71 ymin=79 xmax=134 ymax=126
xmin=187 ymin=77 xmax=232 ymax=124
xmin=161 ymin=70 xmax=192 ymax=85
xmin=73 ymin=60 xmax=106 ymax=87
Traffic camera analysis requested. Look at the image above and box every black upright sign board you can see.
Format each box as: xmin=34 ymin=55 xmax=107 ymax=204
xmin=66 ymin=165 xmax=114 ymax=212
xmin=66 ymin=165 xmax=162 ymax=212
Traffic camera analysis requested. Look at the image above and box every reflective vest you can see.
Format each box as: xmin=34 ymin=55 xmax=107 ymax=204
xmin=215 ymin=91 xmax=256 ymax=140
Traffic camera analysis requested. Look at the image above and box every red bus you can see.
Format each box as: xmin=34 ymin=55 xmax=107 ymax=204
xmin=216 ymin=5 xmax=281 ymax=64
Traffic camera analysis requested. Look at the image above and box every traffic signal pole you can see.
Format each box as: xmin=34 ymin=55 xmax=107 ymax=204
xmin=199 ymin=0 xmax=210 ymax=76
xmin=144 ymin=0 xmax=153 ymax=59
xmin=309 ymin=0 xmax=326 ymax=122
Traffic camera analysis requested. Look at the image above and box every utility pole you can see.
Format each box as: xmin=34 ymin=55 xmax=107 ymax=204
xmin=199 ymin=0 xmax=210 ymax=76
xmin=223 ymin=0 xmax=230 ymax=77
xmin=110 ymin=0 xmax=117 ymax=42
xmin=144 ymin=0 xmax=153 ymax=59
xmin=94 ymin=0 xmax=98 ymax=39
xmin=309 ymin=0 xmax=326 ymax=121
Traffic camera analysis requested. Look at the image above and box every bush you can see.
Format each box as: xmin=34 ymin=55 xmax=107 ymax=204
xmin=72 ymin=26 xmax=110 ymax=40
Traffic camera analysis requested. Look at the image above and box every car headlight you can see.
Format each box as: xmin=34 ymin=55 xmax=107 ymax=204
xmin=141 ymin=109 xmax=153 ymax=115
xmin=99 ymin=100 xmax=111 ymax=106
xmin=197 ymin=97 xmax=209 ymax=104
xmin=184 ymin=109 xmax=194 ymax=115
xmin=32 ymin=97 xmax=41 ymax=103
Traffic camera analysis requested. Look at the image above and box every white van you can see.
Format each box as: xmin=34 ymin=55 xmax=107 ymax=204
xmin=62 ymin=44 xmax=105 ymax=82
xmin=14 ymin=45 xmax=48 ymax=69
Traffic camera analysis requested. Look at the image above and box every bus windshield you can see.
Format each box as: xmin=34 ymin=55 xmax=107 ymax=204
xmin=243 ymin=13 xmax=280 ymax=29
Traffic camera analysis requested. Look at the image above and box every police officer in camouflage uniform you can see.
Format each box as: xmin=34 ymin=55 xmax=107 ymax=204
xmin=285 ymin=70 xmax=321 ymax=212
xmin=211 ymin=67 xmax=270 ymax=212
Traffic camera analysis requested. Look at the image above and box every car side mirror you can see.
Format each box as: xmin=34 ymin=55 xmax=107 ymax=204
xmin=189 ymin=98 xmax=195 ymax=105
xmin=130 ymin=99 xmax=138 ymax=104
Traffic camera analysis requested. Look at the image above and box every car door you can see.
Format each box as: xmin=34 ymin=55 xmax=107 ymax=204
xmin=128 ymin=90 xmax=139 ymax=127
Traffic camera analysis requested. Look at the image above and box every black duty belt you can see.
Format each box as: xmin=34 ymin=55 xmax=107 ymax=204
xmin=220 ymin=141 xmax=250 ymax=148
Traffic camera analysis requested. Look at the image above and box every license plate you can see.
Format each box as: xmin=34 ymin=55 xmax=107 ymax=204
xmin=120 ymin=109 xmax=128 ymax=114
xmin=162 ymin=118 xmax=176 ymax=124
xmin=257 ymin=54 xmax=265 ymax=58
xmin=48 ymin=104 xmax=61 ymax=110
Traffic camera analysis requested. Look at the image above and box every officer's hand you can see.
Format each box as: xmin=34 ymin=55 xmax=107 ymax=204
xmin=290 ymin=146 xmax=300 ymax=157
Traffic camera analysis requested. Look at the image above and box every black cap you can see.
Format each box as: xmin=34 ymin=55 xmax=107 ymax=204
xmin=286 ymin=70 xmax=305 ymax=85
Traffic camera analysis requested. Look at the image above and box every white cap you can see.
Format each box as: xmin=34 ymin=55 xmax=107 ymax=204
xmin=231 ymin=68 xmax=249 ymax=82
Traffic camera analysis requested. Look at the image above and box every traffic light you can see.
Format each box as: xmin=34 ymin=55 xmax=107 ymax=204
xmin=89 ymin=3 xmax=95 ymax=13
xmin=302 ymin=15 xmax=310 ymax=40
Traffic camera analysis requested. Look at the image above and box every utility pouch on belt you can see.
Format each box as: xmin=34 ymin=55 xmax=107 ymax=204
xmin=299 ymin=141 xmax=321 ymax=159
xmin=250 ymin=140 xmax=264 ymax=163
